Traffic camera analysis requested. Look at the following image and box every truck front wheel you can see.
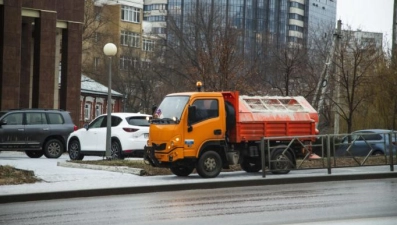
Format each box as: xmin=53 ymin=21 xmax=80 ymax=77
xmin=240 ymin=157 xmax=262 ymax=173
xmin=196 ymin=151 xmax=222 ymax=178
xmin=170 ymin=165 xmax=195 ymax=176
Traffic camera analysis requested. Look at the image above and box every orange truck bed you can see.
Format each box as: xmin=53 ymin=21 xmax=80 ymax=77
xmin=223 ymin=92 xmax=319 ymax=143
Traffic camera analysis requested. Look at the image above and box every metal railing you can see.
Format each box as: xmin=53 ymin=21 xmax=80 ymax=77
xmin=260 ymin=131 xmax=397 ymax=177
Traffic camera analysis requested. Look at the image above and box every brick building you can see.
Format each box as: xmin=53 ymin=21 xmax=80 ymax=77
xmin=79 ymin=75 xmax=124 ymax=128
xmin=0 ymin=0 xmax=84 ymax=125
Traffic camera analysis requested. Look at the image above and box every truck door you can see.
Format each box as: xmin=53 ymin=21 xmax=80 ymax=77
xmin=184 ymin=99 xmax=224 ymax=156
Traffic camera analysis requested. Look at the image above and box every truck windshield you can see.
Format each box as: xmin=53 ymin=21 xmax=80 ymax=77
xmin=153 ymin=96 xmax=189 ymax=124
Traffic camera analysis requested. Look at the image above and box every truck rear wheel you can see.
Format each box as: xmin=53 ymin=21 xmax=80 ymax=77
xmin=170 ymin=165 xmax=195 ymax=176
xmin=271 ymin=148 xmax=293 ymax=174
xmin=240 ymin=157 xmax=262 ymax=173
xmin=196 ymin=150 xmax=222 ymax=178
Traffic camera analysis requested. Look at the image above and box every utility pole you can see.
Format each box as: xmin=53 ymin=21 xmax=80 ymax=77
xmin=333 ymin=20 xmax=342 ymax=135
xmin=393 ymin=0 xmax=397 ymax=58
xmin=312 ymin=20 xmax=342 ymax=132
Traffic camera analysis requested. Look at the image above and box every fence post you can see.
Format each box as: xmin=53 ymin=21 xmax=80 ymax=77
xmin=327 ymin=135 xmax=332 ymax=174
xmin=389 ymin=132 xmax=394 ymax=172
xmin=261 ymin=137 xmax=266 ymax=178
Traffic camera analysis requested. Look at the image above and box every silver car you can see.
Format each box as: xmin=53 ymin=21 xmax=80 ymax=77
xmin=335 ymin=129 xmax=397 ymax=157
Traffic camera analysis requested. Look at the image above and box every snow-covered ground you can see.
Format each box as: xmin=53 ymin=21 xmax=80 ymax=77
xmin=0 ymin=151 xmax=395 ymax=196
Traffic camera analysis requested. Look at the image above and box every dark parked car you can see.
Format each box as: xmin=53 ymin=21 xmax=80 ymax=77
xmin=335 ymin=129 xmax=397 ymax=157
xmin=0 ymin=109 xmax=77 ymax=158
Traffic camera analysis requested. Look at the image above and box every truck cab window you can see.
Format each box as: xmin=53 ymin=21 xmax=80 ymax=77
xmin=192 ymin=99 xmax=218 ymax=123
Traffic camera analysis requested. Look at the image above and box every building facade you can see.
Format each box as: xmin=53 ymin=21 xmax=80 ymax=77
xmin=305 ymin=0 xmax=337 ymax=45
xmin=143 ymin=0 xmax=167 ymax=37
xmin=0 ymin=0 xmax=84 ymax=125
xmin=83 ymin=0 xmax=146 ymax=77
xmin=83 ymin=0 xmax=160 ymax=113
xmin=166 ymin=0 xmax=337 ymax=50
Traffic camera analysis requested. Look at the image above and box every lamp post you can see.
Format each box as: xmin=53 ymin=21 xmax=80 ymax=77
xmin=103 ymin=43 xmax=117 ymax=159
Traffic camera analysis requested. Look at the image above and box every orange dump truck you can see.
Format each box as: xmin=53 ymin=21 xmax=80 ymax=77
xmin=144 ymin=90 xmax=318 ymax=178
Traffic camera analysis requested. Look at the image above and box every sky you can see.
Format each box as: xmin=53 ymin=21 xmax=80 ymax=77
xmin=336 ymin=0 xmax=394 ymax=48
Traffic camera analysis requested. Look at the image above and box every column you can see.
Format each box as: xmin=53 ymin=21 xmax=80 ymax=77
xmin=60 ymin=22 xmax=83 ymax=125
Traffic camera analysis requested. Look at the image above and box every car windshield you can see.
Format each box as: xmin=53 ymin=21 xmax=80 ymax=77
xmin=127 ymin=116 xmax=151 ymax=127
xmin=0 ymin=112 xmax=7 ymax=119
xmin=153 ymin=96 xmax=190 ymax=124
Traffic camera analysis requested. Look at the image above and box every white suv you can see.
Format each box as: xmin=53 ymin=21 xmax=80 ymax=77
xmin=67 ymin=113 xmax=151 ymax=160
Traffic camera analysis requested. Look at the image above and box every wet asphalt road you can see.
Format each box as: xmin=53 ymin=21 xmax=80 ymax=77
xmin=1 ymin=178 xmax=397 ymax=225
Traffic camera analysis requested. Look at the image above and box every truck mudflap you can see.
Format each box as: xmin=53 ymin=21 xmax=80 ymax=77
xmin=143 ymin=145 xmax=160 ymax=167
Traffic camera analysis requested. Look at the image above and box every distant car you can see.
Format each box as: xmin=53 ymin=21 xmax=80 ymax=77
xmin=67 ymin=113 xmax=151 ymax=160
xmin=335 ymin=129 xmax=397 ymax=157
xmin=0 ymin=109 xmax=77 ymax=158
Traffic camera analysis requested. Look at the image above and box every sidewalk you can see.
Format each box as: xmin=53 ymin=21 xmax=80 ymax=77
xmin=1 ymin=151 xmax=396 ymax=203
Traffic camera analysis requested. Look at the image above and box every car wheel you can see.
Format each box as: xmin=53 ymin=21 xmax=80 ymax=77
xmin=68 ymin=139 xmax=84 ymax=160
xmin=43 ymin=139 xmax=64 ymax=158
xmin=25 ymin=150 xmax=44 ymax=158
xmin=240 ymin=157 xmax=262 ymax=173
xmin=170 ymin=165 xmax=195 ymax=176
xmin=196 ymin=150 xmax=222 ymax=178
xmin=271 ymin=148 xmax=293 ymax=174
xmin=372 ymin=150 xmax=384 ymax=156
xmin=111 ymin=140 xmax=124 ymax=159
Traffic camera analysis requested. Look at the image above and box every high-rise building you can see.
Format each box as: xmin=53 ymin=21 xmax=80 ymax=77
xmin=143 ymin=0 xmax=167 ymax=38
xmin=344 ymin=30 xmax=383 ymax=51
xmin=305 ymin=0 xmax=337 ymax=45
xmin=163 ymin=0 xmax=337 ymax=52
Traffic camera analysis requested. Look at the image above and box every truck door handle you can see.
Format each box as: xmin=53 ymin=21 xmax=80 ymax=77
xmin=214 ymin=129 xmax=221 ymax=135
xmin=18 ymin=129 xmax=24 ymax=131
xmin=43 ymin=128 xmax=49 ymax=131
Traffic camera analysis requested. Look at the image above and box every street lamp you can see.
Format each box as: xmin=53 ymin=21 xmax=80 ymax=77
xmin=103 ymin=43 xmax=117 ymax=159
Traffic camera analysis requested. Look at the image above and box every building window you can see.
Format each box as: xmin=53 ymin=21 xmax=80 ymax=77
xmin=143 ymin=15 xmax=167 ymax=22
xmin=84 ymin=102 xmax=92 ymax=121
xmin=120 ymin=30 xmax=140 ymax=48
xmin=94 ymin=57 xmax=100 ymax=70
xmin=94 ymin=32 xmax=101 ymax=42
xmin=288 ymin=25 xmax=304 ymax=32
xmin=289 ymin=2 xmax=305 ymax=9
xmin=144 ymin=4 xmax=167 ymax=11
xmin=121 ymin=5 xmax=141 ymax=23
xmin=142 ymin=39 xmax=154 ymax=51
xmin=152 ymin=27 xmax=167 ymax=34
xmin=288 ymin=13 xmax=304 ymax=21
xmin=120 ymin=56 xmax=132 ymax=70
xmin=95 ymin=6 xmax=102 ymax=21
xmin=95 ymin=104 xmax=102 ymax=117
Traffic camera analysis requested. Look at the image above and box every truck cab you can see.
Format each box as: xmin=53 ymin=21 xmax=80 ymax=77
xmin=145 ymin=92 xmax=230 ymax=178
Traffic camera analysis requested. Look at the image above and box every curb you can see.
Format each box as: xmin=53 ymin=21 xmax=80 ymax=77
xmin=57 ymin=162 xmax=146 ymax=176
xmin=1 ymin=172 xmax=397 ymax=204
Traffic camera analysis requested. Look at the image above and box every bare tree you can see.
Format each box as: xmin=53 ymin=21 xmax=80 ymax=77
xmin=81 ymin=0 xmax=113 ymax=77
xmin=112 ymin=46 xmax=159 ymax=114
xmin=154 ymin=2 xmax=254 ymax=93
xmin=331 ymin=30 xmax=383 ymax=133
xmin=263 ymin=43 xmax=310 ymax=96
xmin=370 ymin=50 xmax=397 ymax=130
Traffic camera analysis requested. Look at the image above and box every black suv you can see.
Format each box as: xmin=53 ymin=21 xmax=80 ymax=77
xmin=0 ymin=109 xmax=77 ymax=158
